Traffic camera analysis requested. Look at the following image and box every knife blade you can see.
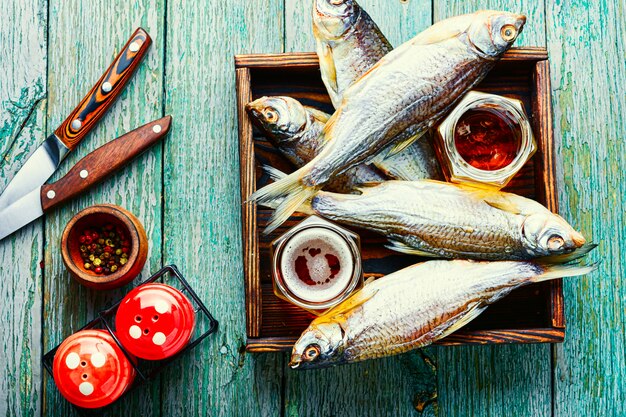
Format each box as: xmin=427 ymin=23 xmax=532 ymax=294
xmin=0 ymin=116 xmax=172 ymax=241
xmin=0 ymin=28 xmax=151 ymax=210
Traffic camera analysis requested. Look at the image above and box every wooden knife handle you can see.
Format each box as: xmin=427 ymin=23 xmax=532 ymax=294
xmin=54 ymin=28 xmax=152 ymax=151
xmin=42 ymin=116 xmax=172 ymax=212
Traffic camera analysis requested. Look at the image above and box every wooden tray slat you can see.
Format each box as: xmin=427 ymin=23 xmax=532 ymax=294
xmin=236 ymin=48 xmax=563 ymax=352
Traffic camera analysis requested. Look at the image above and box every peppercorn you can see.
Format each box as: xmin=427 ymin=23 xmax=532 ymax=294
xmin=77 ymin=225 xmax=130 ymax=277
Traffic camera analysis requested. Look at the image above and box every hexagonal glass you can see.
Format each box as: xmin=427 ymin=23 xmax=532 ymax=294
xmin=435 ymin=91 xmax=537 ymax=189
xmin=270 ymin=216 xmax=363 ymax=315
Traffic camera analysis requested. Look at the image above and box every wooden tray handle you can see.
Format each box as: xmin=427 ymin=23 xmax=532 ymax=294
xmin=42 ymin=116 xmax=171 ymax=212
xmin=54 ymin=28 xmax=152 ymax=150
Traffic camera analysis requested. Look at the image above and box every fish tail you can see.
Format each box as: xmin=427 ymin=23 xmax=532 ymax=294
xmin=536 ymin=243 xmax=598 ymax=264
xmin=251 ymin=166 xmax=318 ymax=234
xmin=532 ymin=262 xmax=599 ymax=283
xmin=262 ymin=164 xmax=288 ymax=182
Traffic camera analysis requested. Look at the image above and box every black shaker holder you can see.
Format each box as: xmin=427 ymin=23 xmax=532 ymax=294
xmin=42 ymin=265 xmax=219 ymax=413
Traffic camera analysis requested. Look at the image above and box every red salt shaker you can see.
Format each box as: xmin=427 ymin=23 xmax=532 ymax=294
xmin=52 ymin=330 xmax=135 ymax=409
xmin=115 ymin=283 xmax=196 ymax=360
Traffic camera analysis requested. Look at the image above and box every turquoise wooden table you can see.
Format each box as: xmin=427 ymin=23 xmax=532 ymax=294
xmin=1 ymin=0 xmax=623 ymax=415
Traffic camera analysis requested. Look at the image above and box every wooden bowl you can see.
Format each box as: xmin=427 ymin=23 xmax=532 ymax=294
xmin=61 ymin=205 xmax=148 ymax=290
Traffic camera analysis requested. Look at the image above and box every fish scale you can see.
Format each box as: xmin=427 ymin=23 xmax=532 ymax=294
xmin=309 ymin=180 xmax=585 ymax=260
xmin=252 ymin=11 xmax=528 ymax=234
xmin=290 ymin=259 xmax=596 ymax=368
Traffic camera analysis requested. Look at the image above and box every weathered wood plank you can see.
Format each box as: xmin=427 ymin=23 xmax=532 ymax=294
xmin=42 ymin=2 xmax=165 ymax=415
xmin=0 ymin=0 xmax=46 ymax=415
xmin=283 ymin=1 xmax=437 ymax=416
xmin=285 ymin=0 xmax=432 ymax=52
xmin=433 ymin=0 xmax=545 ymax=46
xmin=546 ymin=0 xmax=626 ymax=415
xmin=433 ymin=2 xmax=552 ymax=417
xmin=161 ymin=0 xmax=284 ymax=415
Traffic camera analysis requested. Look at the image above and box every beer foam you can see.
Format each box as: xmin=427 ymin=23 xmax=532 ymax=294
xmin=280 ymin=227 xmax=354 ymax=303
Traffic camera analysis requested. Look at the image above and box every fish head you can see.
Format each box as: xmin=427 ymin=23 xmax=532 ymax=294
xmin=466 ymin=11 xmax=526 ymax=57
xmin=245 ymin=96 xmax=308 ymax=140
xmin=289 ymin=321 xmax=345 ymax=369
xmin=313 ymin=0 xmax=359 ymax=40
xmin=522 ymin=213 xmax=586 ymax=256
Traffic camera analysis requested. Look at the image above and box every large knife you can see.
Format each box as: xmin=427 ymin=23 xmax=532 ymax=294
xmin=0 ymin=116 xmax=172 ymax=241
xmin=0 ymin=28 xmax=151 ymax=210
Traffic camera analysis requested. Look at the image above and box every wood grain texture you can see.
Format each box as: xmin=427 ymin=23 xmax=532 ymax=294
xmin=282 ymin=2 xmax=437 ymax=416
xmin=1 ymin=1 xmax=620 ymax=416
xmin=161 ymin=0 xmax=284 ymax=416
xmin=42 ymin=1 xmax=165 ymax=415
xmin=546 ymin=0 xmax=626 ymax=415
xmin=434 ymin=2 xmax=553 ymax=417
xmin=238 ymin=50 xmax=561 ymax=352
xmin=433 ymin=0 xmax=546 ymax=46
xmin=53 ymin=28 xmax=152 ymax=150
xmin=0 ymin=0 xmax=46 ymax=415
xmin=42 ymin=117 xmax=171 ymax=212
xmin=285 ymin=0 xmax=432 ymax=52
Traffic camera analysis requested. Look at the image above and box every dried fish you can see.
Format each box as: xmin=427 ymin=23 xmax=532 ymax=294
xmin=290 ymin=258 xmax=596 ymax=369
xmin=251 ymin=10 xmax=526 ymax=233
xmin=308 ymin=180 xmax=587 ymax=260
xmin=313 ymin=0 xmax=443 ymax=181
xmin=313 ymin=0 xmax=392 ymax=108
xmin=246 ymin=96 xmax=386 ymax=194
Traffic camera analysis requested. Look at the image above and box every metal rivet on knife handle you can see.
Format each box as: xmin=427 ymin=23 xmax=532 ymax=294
xmin=47 ymin=190 xmax=56 ymax=199
xmin=71 ymin=119 xmax=82 ymax=130
xmin=40 ymin=116 xmax=172 ymax=214
xmin=53 ymin=28 xmax=152 ymax=151
xmin=152 ymin=125 xmax=162 ymax=133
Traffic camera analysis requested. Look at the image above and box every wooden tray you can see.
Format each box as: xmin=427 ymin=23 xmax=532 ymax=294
xmin=235 ymin=48 xmax=562 ymax=352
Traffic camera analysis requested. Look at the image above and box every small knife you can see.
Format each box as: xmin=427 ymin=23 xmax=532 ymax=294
xmin=0 ymin=28 xmax=152 ymax=210
xmin=0 ymin=116 xmax=172 ymax=241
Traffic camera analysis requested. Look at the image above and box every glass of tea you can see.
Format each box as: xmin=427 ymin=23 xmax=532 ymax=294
xmin=434 ymin=91 xmax=536 ymax=189
xmin=271 ymin=216 xmax=363 ymax=314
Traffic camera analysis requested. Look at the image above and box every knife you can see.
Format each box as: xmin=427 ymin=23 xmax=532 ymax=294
xmin=0 ymin=116 xmax=172 ymax=241
xmin=0 ymin=28 xmax=151 ymax=210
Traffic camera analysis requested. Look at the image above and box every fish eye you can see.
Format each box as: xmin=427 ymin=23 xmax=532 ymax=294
xmin=304 ymin=344 xmax=320 ymax=360
xmin=501 ymin=24 xmax=518 ymax=42
xmin=264 ymin=109 xmax=278 ymax=122
xmin=547 ymin=235 xmax=565 ymax=251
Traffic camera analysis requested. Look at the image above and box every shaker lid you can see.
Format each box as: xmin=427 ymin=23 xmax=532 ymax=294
xmin=52 ymin=329 xmax=135 ymax=409
xmin=115 ymin=283 xmax=195 ymax=360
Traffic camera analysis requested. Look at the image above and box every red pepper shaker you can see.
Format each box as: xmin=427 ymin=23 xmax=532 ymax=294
xmin=52 ymin=330 xmax=135 ymax=409
xmin=115 ymin=283 xmax=196 ymax=360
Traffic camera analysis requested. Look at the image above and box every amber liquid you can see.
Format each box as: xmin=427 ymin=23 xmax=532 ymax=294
xmin=279 ymin=228 xmax=353 ymax=303
xmin=454 ymin=109 xmax=522 ymax=171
